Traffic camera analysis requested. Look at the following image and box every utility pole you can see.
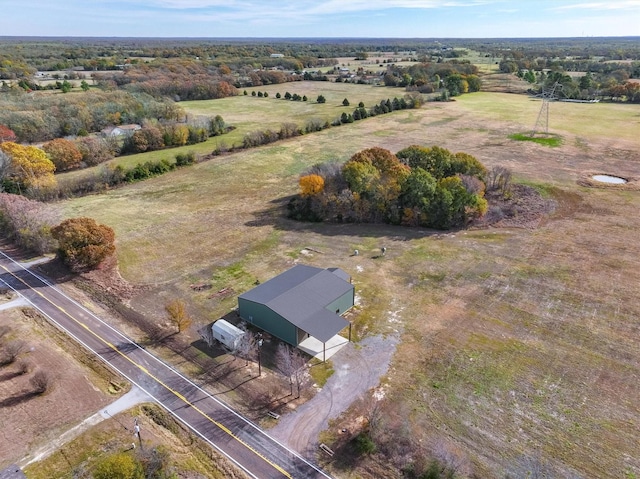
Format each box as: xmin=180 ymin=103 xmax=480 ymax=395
xmin=257 ymin=333 xmax=264 ymax=377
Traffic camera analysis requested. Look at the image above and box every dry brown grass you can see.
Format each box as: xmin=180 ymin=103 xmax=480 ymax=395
xmin=54 ymin=91 xmax=640 ymax=478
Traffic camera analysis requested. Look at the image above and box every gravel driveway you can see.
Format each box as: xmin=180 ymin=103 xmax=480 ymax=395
xmin=269 ymin=334 xmax=399 ymax=457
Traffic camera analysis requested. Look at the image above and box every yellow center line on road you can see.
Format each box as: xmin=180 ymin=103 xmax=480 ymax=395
xmin=0 ymin=264 xmax=293 ymax=479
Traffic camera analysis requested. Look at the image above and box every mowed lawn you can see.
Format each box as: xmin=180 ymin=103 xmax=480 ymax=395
xmin=55 ymin=91 xmax=640 ymax=478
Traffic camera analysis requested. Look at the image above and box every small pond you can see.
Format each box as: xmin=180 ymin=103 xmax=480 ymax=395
xmin=592 ymin=175 xmax=627 ymax=184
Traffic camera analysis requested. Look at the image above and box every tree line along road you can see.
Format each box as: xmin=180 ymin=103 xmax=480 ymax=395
xmin=0 ymin=250 xmax=334 ymax=479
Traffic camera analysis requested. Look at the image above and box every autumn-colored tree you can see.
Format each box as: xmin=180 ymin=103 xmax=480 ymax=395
xmin=43 ymin=138 xmax=82 ymax=171
xmin=0 ymin=125 xmax=17 ymax=143
xmin=51 ymin=217 xmax=116 ymax=272
xmin=0 ymin=142 xmax=56 ymax=191
xmin=165 ymin=299 xmax=192 ymax=333
xmin=0 ymin=193 xmax=58 ymax=253
xmin=299 ymin=174 xmax=325 ymax=196
xmin=74 ymin=136 xmax=114 ymax=166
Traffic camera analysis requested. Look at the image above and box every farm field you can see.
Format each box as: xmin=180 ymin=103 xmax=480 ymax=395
xmin=52 ymin=89 xmax=640 ymax=477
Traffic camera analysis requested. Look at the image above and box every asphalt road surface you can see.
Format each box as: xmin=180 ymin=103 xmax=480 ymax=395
xmin=0 ymin=250 xmax=334 ymax=479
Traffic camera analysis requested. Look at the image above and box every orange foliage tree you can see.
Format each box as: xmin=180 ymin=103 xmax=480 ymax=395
xmin=299 ymin=174 xmax=325 ymax=196
xmin=0 ymin=125 xmax=17 ymax=143
xmin=43 ymin=138 xmax=82 ymax=171
xmin=51 ymin=217 xmax=116 ymax=272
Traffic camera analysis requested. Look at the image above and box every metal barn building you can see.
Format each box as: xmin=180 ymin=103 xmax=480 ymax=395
xmin=238 ymin=265 xmax=354 ymax=360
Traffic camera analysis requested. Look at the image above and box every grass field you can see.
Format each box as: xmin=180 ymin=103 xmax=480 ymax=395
xmin=54 ymin=89 xmax=640 ymax=477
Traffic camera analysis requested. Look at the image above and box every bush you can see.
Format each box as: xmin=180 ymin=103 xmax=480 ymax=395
xmin=30 ymin=370 xmax=52 ymax=394
xmin=316 ymin=94 xmax=326 ymax=103
xmin=342 ymin=98 xmax=350 ymax=106
xmin=354 ymin=432 xmax=376 ymax=455
xmin=93 ymin=452 xmax=143 ymax=479
xmin=175 ymin=151 xmax=196 ymax=166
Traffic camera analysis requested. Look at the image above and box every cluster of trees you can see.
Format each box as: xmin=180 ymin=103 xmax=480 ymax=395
xmin=289 ymin=146 xmax=489 ymax=229
xmin=40 ymin=151 xmax=197 ymax=200
xmin=276 ymin=91 xmax=308 ymax=101
xmin=382 ymin=61 xmax=482 ymax=97
xmin=246 ymin=90 xmax=269 ymax=97
xmin=121 ymin=116 xmax=228 ymax=154
xmin=241 ymin=93 xmax=422 ymax=149
xmin=0 ymin=193 xmax=116 ymax=271
xmin=0 ymin=88 xmax=183 ymax=142
xmin=0 ymin=114 xmax=226 ymax=194
xmin=0 ymin=193 xmax=58 ymax=253
xmin=336 ymin=95 xmax=423 ymax=125
xmin=519 ymin=69 xmax=640 ymax=102
xmin=497 ymin=48 xmax=640 ymax=102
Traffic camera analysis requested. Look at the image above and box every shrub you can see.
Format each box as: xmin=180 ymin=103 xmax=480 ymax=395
xmin=1 ymin=340 xmax=26 ymax=365
xmin=175 ymin=151 xmax=196 ymax=166
xmin=342 ymin=98 xmax=350 ymax=106
xmin=30 ymin=370 xmax=52 ymax=394
xmin=354 ymin=432 xmax=376 ymax=455
xmin=316 ymin=94 xmax=326 ymax=103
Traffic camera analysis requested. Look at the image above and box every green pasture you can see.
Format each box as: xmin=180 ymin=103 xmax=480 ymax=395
xmin=456 ymin=92 xmax=640 ymax=143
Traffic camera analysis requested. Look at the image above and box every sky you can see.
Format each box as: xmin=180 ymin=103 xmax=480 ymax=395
xmin=0 ymin=0 xmax=639 ymax=38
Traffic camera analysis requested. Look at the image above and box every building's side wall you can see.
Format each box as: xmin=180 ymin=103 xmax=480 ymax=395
xmin=325 ymin=287 xmax=355 ymax=315
xmin=238 ymin=298 xmax=297 ymax=346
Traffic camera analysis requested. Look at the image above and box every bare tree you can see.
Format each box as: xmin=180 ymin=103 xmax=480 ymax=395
xmin=432 ymin=438 xmax=472 ymax=478
xmin=234 ymin=326 xmax=257 ymax=367
xmin=1 ymin=339 xmax=27 ymax=365
xmin=275 ymin=344 xmax=307 ymax=398
xmin=30 ymin=370 xmax=52 ymax=394
xmin=198 ymin=322 xmax=215 ymax=348
xmin=17 ymin=358 xmax=31 ymax=375
xmin=486 ymin=166 xmax=512 ymax=195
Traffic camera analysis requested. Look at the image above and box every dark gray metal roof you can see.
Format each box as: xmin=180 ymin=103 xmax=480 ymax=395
xmin=0 ymin=465 xmax=27 ymax=479
xmin=239 ymin=265 xmax=352 ymax=342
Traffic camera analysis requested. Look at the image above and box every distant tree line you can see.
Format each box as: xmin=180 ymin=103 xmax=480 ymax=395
xmin=241 ymin=93 xmax=423 ymax=149
xmin=288 ymin=146 xmax=489 ymax=229
xmin=0 ymin=88 xmax=183 ymax=142
xmin=381 ymin=61 xmax=482 ymax=97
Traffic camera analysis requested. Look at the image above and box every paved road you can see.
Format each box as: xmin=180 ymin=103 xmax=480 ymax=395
xmin=0 ymin=250 xmax=333 ymax=479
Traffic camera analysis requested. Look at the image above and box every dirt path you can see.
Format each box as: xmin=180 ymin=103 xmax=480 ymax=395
xmin=269 ymin=334 xmax=398 ymax=458
xmin=19 ymin=385 xmax=151 ymax=467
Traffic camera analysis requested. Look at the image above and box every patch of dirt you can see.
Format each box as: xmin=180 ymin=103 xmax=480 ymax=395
xmin=473 ymin=184 xmax=557 ymax=229
xmin=0 ymin=307 xmax=115 ymax=469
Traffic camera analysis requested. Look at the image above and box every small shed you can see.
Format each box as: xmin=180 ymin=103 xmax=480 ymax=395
xmin=212 ymin=319 xmax=245 ymax=350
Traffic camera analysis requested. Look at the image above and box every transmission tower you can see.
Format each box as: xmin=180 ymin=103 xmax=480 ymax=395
xmin=531 ymin=82 xmax=561 ymax=137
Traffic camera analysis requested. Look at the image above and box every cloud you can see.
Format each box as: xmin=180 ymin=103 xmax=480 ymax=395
xmin=551 ymin=0 xmax=640 ymax=11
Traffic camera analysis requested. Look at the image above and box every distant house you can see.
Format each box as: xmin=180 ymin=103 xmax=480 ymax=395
xmin=238 ymin=265 xmax=354 ymax=361
xmin=101 ymin=124 xmax=141 ymax=137
xmin=270 ymin=53 xmax=284 ymax=58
